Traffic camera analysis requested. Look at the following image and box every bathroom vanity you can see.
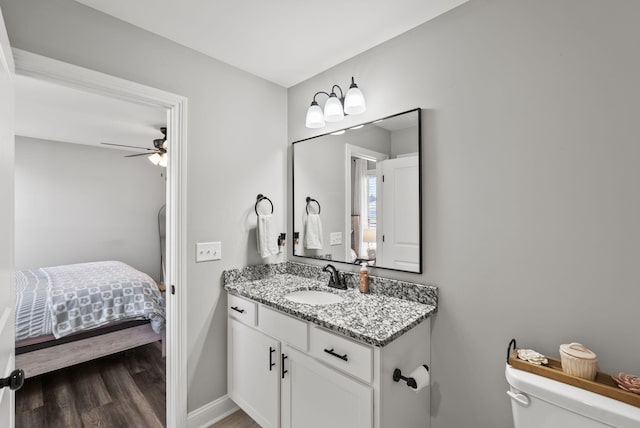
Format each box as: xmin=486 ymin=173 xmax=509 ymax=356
xmin=224 ymin=263 xmax=437 ymax=428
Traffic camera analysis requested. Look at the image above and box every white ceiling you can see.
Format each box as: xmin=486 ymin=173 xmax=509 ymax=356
xmin=73 ymin=0 xmax=469 ymax=88
xmin=15 ymin=74 xmax=166 ymax=151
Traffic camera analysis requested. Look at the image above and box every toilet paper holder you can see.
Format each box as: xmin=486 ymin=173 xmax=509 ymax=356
xmin=393 ymin=365 xmax=429 ymax=389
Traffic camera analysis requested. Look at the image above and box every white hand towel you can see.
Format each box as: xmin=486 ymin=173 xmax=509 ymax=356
xmin=257 ymin=214 xmax=278 ymax=258
xmin=304 ymin=214 xmax=323 ymax=250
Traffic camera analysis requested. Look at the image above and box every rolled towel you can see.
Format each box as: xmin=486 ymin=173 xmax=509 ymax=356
xmin=257 ymin=213 xmax=278 ymax=258
xmin=304 ymin=214 xmax=323 ymax=250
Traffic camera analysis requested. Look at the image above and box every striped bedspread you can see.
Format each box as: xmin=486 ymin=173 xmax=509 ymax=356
xmin=15 ymin=261 xmax=165 ymax=340
xmin=15 ymin=267 xmax=52 ymax=341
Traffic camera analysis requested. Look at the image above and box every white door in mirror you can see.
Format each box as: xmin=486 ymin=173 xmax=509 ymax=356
xmin=379 ymin=156 xmax=419 ymax=271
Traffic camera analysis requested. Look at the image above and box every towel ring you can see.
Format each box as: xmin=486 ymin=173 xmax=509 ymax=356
xmin=306 ymin=197 xmax=321 ymax=215
xmin=255 ymin=194 xmax=274 ymax=215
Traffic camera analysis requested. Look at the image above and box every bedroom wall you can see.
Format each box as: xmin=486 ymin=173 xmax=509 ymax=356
xmin=14 ymin=136 xmax=166 ymax=281
xmin=0 ymin=0 xmax=287 ymax=414
xmin=288 ymin=0 xmax=640 ymax=427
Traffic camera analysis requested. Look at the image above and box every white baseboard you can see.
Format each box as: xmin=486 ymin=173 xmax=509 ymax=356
xmin=187 ymin=395 xmax=239 ymax=428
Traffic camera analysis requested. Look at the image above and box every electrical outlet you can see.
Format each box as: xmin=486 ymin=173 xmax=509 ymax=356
xmin=330 ymin=232 xmax=342 ymax=246
xmin=196 ymin=241 xmax=222 ymax=262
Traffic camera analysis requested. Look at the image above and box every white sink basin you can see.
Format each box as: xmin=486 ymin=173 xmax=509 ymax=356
xmin=284 ymin=290 xmax=344 ymax=306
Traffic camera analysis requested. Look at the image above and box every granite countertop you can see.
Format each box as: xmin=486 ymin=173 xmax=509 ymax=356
xmin=225 ymin=272 xmax=437 ymax=347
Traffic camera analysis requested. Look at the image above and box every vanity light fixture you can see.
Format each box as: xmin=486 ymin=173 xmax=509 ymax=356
xmin=305 ymin=76 xmax=366 ymax=129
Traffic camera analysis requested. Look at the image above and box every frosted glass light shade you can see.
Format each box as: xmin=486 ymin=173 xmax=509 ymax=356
xmin=305 ymin=102 xmax=325 ymax=128
xmin=324 ymin=95 xmax=344 ymax=122
xmin=158 ymin=153 xmax=168 ymax=168
xmin=344 ymin=86 xmax=366 ymax=115
xmin=148 ymin=153 xmax=162 ymax=165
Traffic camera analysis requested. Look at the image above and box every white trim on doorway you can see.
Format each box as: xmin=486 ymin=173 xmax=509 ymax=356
xmin=0 ymin=8 xmax=13 ymax=76
xmin=12 ymin=49 xmax=189 ymax=428
xmin=344 ymin=144 xmax=388 ymax=263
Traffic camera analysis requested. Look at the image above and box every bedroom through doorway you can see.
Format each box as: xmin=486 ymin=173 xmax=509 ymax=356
xmin=10 ymin=51 xmax=184 ymax=428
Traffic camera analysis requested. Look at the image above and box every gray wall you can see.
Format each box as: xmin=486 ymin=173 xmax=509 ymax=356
xmin=0 ymin=0 xmax=287 ymax=412
xmin=293 ymin=139 xmax=345 ymax=261
xmin=391 ymin=127 xmax=418 ymax=158
xmin=288 ymin=0 xmax=640 ymax=427
xmin=293 ymin=126 xmax=391 ymax=262
xmin=344 ymin=125 xmax=391 ymax=156
xmin=15 ymin=136 xmax=166 ymax=281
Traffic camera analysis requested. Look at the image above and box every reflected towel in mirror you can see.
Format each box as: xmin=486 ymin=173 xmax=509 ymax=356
xmin=257 ymin=213 xmax=278 ymax=258
xmin=304 ymin=214 xmax=323 ymax=250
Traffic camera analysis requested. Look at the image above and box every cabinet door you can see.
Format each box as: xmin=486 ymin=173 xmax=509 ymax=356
xmin=281 ymin=345 xmax=372 ymax=428
xmin=228 ymin=318 xmax=280 ymax=428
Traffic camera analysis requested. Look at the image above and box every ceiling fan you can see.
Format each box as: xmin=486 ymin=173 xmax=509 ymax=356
xmin=101 ymin=127 xmax=168 ymax=167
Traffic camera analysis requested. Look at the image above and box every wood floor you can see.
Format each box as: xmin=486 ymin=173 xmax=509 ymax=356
xmin=16 ymin=341 xmax=166 ymax=428
xmin=210 ymin=410 xmax=260 ymax=428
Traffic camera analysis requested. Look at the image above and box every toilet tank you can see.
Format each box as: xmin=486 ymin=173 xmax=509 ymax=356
xmin=505 ymin=364 xmax=640 ymax=428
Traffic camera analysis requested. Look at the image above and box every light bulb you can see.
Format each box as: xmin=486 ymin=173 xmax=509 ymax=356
xmin=323 ymin=94 xmax=344 ymax=122
xmin=158 ymin=153 xmax=168 ymax=168
xmin=344 ymin=77 xmax=366 ymax=115
xmin=148 ymin=153 xmax=161 ymax=165
xmin=305 ymin=101 xmax=325 ymax=128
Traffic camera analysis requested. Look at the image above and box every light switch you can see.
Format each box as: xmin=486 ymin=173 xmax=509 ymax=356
xmin=196 ymin=241 xmax=222 ymax=262
xmin=330 ymin=232 xmax=342 ymax=246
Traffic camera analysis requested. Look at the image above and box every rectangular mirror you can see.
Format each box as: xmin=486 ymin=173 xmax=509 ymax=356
xmin=292 ymin=108 xmax=422 ymax=273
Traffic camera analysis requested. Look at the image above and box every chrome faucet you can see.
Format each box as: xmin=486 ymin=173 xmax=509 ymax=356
xmin=322 ymin=264 xmax=347 ymax=289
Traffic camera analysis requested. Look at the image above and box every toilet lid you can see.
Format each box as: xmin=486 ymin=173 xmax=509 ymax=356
xmin=506 ymin=364 xmax=640 ymax=427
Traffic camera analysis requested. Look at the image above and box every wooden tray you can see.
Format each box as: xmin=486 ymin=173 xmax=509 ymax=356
xmin=509 ymin=351 xmax=640 ymax=408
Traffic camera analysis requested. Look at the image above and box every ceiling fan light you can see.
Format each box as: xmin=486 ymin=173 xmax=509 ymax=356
xmin=148 ymin=152 xmax=162 ymax=165
xmin=305 ymin=101 xmax=325 ymax=128
xmin=344 ymin=78 xmax=366 ymax=115
xmin=324 ymin=94 xmax=344 ymax=122
xmin=158 ymin=153 xmax=168 ymax=168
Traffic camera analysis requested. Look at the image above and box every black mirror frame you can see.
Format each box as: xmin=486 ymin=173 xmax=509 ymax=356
xmin=291 ymin=108 xmax=423 ymax=274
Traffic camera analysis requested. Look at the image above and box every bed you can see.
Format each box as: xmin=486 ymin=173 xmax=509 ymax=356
xmin=15 ymin=261 xmax=166 ymax=378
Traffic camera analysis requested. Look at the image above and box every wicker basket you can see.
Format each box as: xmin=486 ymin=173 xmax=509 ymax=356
xmin=560 ymin=342 xmax=598 ymax=380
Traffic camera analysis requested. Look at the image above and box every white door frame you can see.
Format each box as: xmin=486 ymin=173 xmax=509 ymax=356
xmin=12 ymin=49 xmax=188 ymax=428
xmin=0 ymin=7 xmax=16 ymax=427
xmin=344 ymin=144 xmax=388 ymax=262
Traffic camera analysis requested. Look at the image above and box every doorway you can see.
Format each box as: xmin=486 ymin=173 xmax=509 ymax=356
xmin=11 ymin=49 xmax=188 ymax=428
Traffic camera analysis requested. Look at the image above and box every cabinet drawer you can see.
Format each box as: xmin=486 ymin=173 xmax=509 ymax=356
xmin=228 ymin=294 xmax=257 ymax=326
xmin=309 ymin=326 xmax=372 ymax=383
xmin=258 ymin=305 xmax=308 ymax=351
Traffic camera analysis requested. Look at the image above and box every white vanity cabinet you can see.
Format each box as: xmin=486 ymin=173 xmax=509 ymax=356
xmin=228 ymin=318 xmax=280 ymax=428
xmin=281 ymin=344 xmax=372 ymax=428
xmin=227 ymin=294 xmax=431 ymax=428
xmin=227 ymin=292 xmax=281 ymax=428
